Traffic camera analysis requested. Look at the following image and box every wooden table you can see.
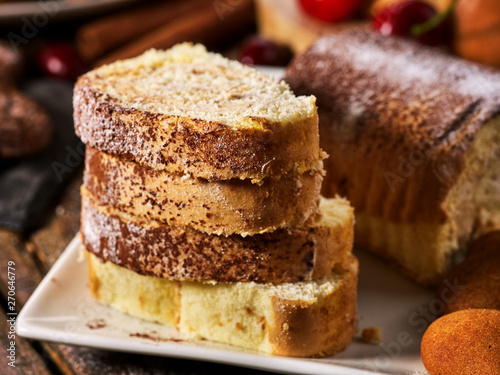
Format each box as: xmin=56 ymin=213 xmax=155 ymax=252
xmin=0 ymin=171 xmax=269 ymax=375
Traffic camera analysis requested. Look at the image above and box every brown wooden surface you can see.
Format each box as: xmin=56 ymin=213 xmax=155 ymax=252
xmin=0 ymin=171 xmax=270 ymax=375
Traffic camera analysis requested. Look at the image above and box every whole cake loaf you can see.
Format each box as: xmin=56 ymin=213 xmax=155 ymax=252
xmin=285 ymin=28 xmax=500 ymax=285
xmin=75 ymin=44 xmax=358 ymax=357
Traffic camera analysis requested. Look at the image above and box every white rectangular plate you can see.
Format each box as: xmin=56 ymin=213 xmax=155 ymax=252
xmin=18 ymin=67 xmax=432 ymax=374
xmin=18 ymin=235 xmax=433 ymax=375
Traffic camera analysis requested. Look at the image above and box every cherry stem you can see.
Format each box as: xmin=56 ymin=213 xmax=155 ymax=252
xmin=411 ymin=0 xmax=458 ymax=37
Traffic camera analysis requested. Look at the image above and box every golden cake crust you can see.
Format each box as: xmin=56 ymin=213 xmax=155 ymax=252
xmin=268 ymin=261 xmax=358 ymax=357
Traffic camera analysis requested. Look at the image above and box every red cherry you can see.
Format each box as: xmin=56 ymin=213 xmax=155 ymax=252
xmin=36 ymin=43 xmax=86 ymax=81
xmin=371 ymin=1 xmax=452 ymax=47
xmin=298 ymin=0 xmax=362 ymax=23
xmin=239 ymin=36 xmax=292 ymax=66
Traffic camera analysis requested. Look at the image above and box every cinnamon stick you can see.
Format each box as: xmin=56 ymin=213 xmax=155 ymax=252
xmin=95 ymin=0 xmax=254 ymax=66
xmin=76 ymin=0 xmax=208 ymax=63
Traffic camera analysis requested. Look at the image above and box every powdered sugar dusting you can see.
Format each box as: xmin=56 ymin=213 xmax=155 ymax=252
xmin=286 ymin=28 xmax=500 ymax=157
xmin=309 ymin=29 xmax=500 ymax=123
xmin=84 ymin=44 xmax=316 ymax=127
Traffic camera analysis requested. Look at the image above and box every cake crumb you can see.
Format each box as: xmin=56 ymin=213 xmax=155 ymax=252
xmin=86 ymin=319 xmax=107 ymax=330
xmin=360 ymin=327 xmax=382 ymax=344
xmin=129 ymin=332 xmax=183 ymax=343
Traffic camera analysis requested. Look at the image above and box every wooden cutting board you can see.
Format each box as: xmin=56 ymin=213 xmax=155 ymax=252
xmin=255 ymin=0 xmax=367 ymax=54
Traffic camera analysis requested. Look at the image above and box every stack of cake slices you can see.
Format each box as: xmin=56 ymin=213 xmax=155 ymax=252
xmin=74 ymin=44 xmax=358 ymax=357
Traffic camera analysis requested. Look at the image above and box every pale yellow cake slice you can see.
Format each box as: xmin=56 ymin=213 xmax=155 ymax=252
xmin=87 ymin=251 xmax=358 ymax=357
